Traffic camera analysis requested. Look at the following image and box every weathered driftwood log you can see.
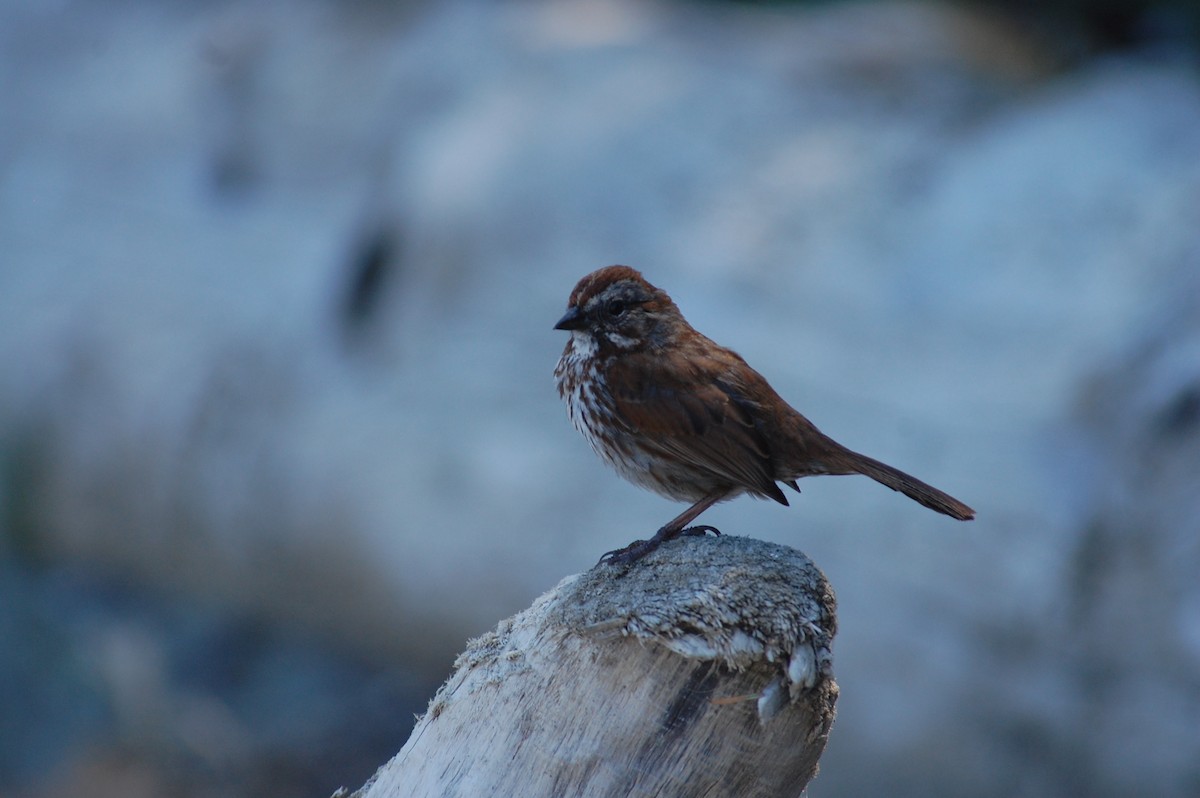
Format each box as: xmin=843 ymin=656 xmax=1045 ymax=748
xmin=352 ymin=534 xmax=838 ymax=798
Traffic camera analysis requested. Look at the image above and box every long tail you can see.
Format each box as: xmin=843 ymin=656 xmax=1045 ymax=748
xmin=832 ymin=448 xmax=975 ymax=520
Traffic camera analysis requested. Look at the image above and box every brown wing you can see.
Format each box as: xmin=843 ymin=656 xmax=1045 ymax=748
xmin=605 ymin=350 xmax=789 ymax=504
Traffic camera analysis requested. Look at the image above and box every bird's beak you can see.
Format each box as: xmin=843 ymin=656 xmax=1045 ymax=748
xmin=554 ymin=306 xmax=584 ymax=331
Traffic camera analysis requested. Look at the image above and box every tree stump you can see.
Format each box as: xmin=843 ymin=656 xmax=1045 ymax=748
xmin=351 ymin=534 xmax=838 ymax=798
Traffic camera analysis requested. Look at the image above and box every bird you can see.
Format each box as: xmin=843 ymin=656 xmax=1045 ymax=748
xmin=553 ymin=265 xmax=974 ymax=565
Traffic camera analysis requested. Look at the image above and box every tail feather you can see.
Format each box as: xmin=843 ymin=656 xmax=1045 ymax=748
xmin=834 ymin=449 xmax=975 ymax=521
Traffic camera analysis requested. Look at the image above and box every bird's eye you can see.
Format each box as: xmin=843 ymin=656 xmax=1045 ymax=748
xmin=606 ymin=299 xmax=627 ymax=318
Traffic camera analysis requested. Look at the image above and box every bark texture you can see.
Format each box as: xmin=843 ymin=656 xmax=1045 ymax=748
xmin=353 ymin=535 xmax=838 ymax=798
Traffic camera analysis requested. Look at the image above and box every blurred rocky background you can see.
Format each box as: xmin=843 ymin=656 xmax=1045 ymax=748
xmin=1 ymin=0 xmax=1198 ymax=796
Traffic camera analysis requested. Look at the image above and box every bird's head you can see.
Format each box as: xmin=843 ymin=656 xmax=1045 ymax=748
xmin=554 ymin=265 xmax=682 ymax=353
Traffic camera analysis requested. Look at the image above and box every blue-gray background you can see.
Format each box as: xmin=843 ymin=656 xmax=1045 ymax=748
xmin=2 ymin=1 xmax=1199 ymax=796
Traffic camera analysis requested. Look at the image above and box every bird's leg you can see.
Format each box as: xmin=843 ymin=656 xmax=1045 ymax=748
xmin=598 ymin=493 xmax=726 ymax=566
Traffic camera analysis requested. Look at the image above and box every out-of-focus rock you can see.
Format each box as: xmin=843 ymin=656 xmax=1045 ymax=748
xmin=0 ymin=564 xmax=425 ymax=798
xmin=1056 ymin=278 xmax=1200 ymax=797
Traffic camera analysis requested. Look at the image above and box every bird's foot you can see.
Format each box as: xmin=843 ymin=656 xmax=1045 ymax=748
xmin=597 ymin=538 xmax=659 ymax=566
xmin=598 ymin=524 xmax=680 ymax=566
xmin=597 ymin=524 xmax=720 ymax=566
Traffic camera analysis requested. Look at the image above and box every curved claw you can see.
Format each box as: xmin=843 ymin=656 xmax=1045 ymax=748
xmin=597 ymin=538 xmax=658 ymax=566
xmin=597 ymin=523 xmax=721 ymax=566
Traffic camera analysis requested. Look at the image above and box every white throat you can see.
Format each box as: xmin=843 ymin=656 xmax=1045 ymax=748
xmin=570 ymin=330 xmax=598 ymax=357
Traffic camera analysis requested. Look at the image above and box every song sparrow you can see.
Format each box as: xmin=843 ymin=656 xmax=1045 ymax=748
xmin=554 ymin=265 xmax=974 ymax=564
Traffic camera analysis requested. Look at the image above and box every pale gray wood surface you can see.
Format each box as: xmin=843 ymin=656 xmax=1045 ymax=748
xmin=353 ymin=535 xmax=838 ymax=798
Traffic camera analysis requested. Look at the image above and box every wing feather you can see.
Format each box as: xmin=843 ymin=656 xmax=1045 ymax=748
xmin=605 ymin=353 xmax=787 ymax=504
